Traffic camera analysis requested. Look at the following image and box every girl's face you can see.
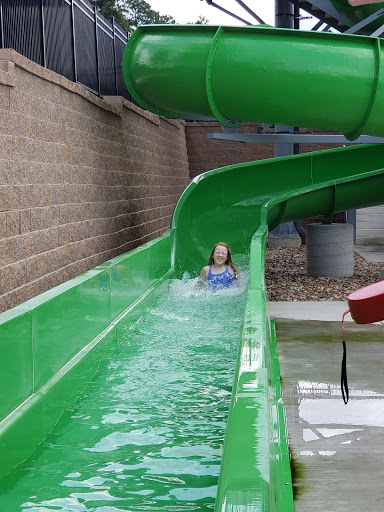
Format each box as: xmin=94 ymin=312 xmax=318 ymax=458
xmin=213 ymin=245 xmax=228 ymax=266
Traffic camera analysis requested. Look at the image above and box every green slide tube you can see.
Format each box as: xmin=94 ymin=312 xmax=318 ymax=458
xmin=123 ymin=24 xmax=384 ymax=138
xmin=171 ymin=144 xmax=384 ymax=276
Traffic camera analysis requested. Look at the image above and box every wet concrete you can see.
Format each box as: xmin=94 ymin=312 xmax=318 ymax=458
xmin=268 ymin=301 xmax=352 ymax=322
xmin=355 ymin=245 xmax=384 ymax=263
xmin=277 ymin=319 xmax=384 ymax=512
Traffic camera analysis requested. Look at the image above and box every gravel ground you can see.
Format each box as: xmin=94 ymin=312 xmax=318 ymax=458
xmin=265 ymin=247 xmax=382 ymax=301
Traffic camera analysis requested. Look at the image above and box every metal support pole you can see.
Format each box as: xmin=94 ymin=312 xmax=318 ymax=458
xmin=293 ymin=125 xmax=300 ymax=155
xmin=203 ymin=0 xmax=251 ymax=25
xmin=41 ymin=0 xmax=47 ymax=68
xmin=71 ymin=0 xmax=78 ymax=83
xmin=275 ymin=0 xmax=294 ymax=30
xmin=370 ymin=22 xmax=384 ymax=37
xmin=94 ymin=6 xmax=101 ymax=96
xmin=233 ymin=0 xmax=265 ymax=24
xmin=274 ymin=0 xmax=295 ymax=159
xmin=111 ymin=16 xmax=118 ymax=96
xmin=273 ymin=0 xmax=304 ymax=242
xmin=0 ymin=0 xmax=4 ymax=49
xmin=293 ymin=3 xmax=300 ymax=30
xmin=274 ymin=125 xmax=294 ymax=157
xmin=311 ymin=19 xmax=324 ymax=31
xmin=207 ymin=133 xmax=384 ymax=144
xmin=344 ymin=8 xmax=384 ymax=34
xmin=346 ymin=210 xmax=357 ymax=244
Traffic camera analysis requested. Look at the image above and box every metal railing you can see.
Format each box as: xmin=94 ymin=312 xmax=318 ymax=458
xmin=0 ymin=0 xmax=130 ymax=100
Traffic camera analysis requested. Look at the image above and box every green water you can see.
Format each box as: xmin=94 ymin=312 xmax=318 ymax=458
xmin=0 ymin=278 xmax=247 ymax=512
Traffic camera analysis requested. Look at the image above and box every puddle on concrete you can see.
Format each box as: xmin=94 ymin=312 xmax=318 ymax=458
xmin=277 ymin=319 xmax=384 ymax=512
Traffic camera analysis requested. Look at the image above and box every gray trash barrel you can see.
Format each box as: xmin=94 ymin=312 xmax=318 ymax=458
xmin=306 ymin=223 xmax=354 ymax=277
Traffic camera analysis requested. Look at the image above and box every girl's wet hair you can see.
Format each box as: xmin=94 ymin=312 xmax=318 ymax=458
xmin=208 ymin=242 xmax=239 ymax=276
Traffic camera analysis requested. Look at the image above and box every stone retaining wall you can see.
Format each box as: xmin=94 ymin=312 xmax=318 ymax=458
xmin=0 ymin=50 xmax=189 ymax=312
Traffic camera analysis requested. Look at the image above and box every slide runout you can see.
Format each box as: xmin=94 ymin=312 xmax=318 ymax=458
xmin=171 ymin=144 xmax=384 ymax=510
xmin=169 ymin=146 xmax=384 ymax=512
xmin=0 ymin=234 xmax=172 ymax=480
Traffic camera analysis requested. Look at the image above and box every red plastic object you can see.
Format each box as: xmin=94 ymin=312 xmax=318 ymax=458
xmin=347 ymin=281 xmax=384 ymax=324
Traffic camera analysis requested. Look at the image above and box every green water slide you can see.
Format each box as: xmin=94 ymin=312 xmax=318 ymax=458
xmin=121 ymin=24 xmax=384 ymax=511
xmin=2 ymin=21 xmax=384 ymax=512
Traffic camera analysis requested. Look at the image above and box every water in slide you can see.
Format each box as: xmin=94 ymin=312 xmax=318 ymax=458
xmin=1 ymin=21 xmax=384 ymax=512
xmin=0 ymin=280 xmax=247 ymax=510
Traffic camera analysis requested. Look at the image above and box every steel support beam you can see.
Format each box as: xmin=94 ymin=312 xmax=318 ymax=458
xmin=233 ymin=0 xmax=265 ymax=24
xmin=344 ymin=7 xmax=384 ymax=33
xmin=370 ymin=22 xmax=384 ymax=37
xmin=208 ymin=133 xmax=384 ymax=144
xmin=203 ymin=1 xmax=252 ymax=25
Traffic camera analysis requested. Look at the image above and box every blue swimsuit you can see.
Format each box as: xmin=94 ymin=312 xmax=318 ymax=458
xmin=207 ymin=265 xmax=234 ymax=290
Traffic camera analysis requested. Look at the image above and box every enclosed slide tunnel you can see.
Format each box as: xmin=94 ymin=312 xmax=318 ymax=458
xmin=123 ymin=24 xmax=384 ymax=137
xmin=1 ymin=22 xmax=384 ymax=512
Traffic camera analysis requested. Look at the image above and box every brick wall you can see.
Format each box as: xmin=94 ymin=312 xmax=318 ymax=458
xmin=186 ymin=122 xmax=274 ymax=179
xmin=0 ymin=50 xmax=189 ymax=313
xmin=185 ymin=122 xmax=350 ymax=179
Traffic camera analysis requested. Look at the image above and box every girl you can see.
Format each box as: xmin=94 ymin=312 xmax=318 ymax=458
xmin=198 ymin=242 xmax=239 ymax=290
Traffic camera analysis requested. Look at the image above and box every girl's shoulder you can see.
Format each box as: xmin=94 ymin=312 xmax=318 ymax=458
xmin=200 ymin=265 xmax=210 ymax=278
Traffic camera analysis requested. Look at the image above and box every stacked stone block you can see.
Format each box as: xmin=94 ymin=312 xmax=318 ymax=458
xmin=0 ymin=50 xmax=189 ymax=313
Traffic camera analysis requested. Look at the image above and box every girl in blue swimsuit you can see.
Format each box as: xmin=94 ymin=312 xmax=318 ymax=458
xmin=198 ymin=242 xmax=239 ymax=291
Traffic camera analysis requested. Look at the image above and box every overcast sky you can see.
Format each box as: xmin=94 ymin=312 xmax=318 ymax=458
xmin=147 ymin=1 xmax=274 ymax=25
xmin=147 ymin=1 xmax=315 ymax=29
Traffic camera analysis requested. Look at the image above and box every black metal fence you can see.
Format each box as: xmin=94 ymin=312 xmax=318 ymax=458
xmin=0 ymin=0 xmax=131 ymax=100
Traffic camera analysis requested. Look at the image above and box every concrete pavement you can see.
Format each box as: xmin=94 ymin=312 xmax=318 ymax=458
xmin=354 ymin=244 xmax=384 ymax=263
xmin=268 ymin=301 xmax=352 ymax=322
xmin=273 ymin=246 xmax=384 ymax=511
xmin=277 ymin=320 xmax=384 ymax=512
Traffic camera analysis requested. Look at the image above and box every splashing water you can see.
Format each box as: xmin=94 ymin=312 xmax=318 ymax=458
xmin=0 ymin=276 xmax=247 ymax=511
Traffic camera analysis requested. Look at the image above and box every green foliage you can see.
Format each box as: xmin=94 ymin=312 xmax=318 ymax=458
xmin=188 ymin=15 xmax=209 ymax=24
xmin=89 ymin=0 xmax=129 ymax=31
xmin=90 ymin=0 xmax=175 ymax=34
xmin=121 ymin=0 xmax=175 ymax=34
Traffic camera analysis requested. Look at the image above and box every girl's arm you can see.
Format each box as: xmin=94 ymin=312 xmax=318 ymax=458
xmin=233 ymin=269 xmax=242 ymax=285
xmin=195 ymin=266 xmax=209 ymax=288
